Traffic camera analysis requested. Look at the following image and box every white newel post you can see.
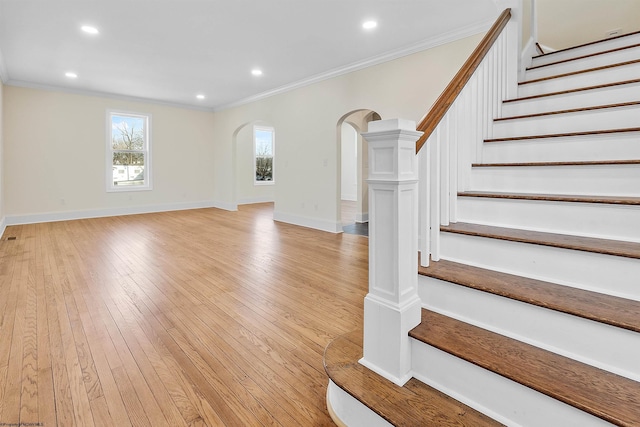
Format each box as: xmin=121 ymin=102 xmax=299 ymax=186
xmin=359 ymin=119 xmax=423 ymax=386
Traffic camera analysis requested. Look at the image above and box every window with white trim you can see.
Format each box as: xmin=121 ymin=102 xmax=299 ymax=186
xmin=254 ymin=126 xmax=274 ymax=184
xmin=107 ymin=110 xmax=152 ymax=191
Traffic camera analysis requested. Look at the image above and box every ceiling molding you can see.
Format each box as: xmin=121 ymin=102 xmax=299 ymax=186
xmin=213 ymin=17 xmax=495 ymax=112
xmin=0 ymin=47 xmax=8 ymax=83
xmin=4 ymin=79 xmax=215 ymax=113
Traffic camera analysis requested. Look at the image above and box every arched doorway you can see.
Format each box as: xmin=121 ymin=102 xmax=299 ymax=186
xmin=336 ymin=110 xmax=381 ymax=235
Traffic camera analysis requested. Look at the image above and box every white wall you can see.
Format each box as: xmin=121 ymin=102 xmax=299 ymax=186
xmin=0 ymin=80 xmax=4 ymax=235
xmin=235 ymin=123 xmax=275 ymax=205
xmin=211 ymin=33 xmax=484 ymax=232
xmin=3 ymin=86 xmax=217 ymax=223
xmin=340 ymin=123 xmax=357 ymax=201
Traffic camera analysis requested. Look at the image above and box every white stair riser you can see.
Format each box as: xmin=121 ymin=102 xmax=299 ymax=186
xmin=418 ymin=276 xmax=640 ymax=381
xmin=411 ymin=342 xmax=614 ymax=427
xmin=456 ymin=197 xmax=640 ymax=243
xmin=518 ymin=62 xmax=640 ymax=98
xmin=493 ymin=106 xmax=640 ymax=138
xmin=503 ymin=82 xmax=640 ymax=116
xmin=526 ymin=44 xmax=640 ymax=80
xmin=326 ymin=381 xmax=392 ymax=427
xmin=531 ymin=33 xmax=640 ymax=67
xmin=439 ymin=232 xmax=640 ymax=301
xmin=469 ymin=165 xmax=640 ymax=196
xmin=482 ymin=133 xmax=640 ymax=163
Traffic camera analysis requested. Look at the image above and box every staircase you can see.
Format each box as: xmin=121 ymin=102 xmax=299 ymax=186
xmin=325 ymin=21 xmax=640 ymax=427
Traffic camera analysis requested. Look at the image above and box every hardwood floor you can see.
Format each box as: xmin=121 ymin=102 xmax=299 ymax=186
xmin=0 ymin=203 xmax=369 ymax=426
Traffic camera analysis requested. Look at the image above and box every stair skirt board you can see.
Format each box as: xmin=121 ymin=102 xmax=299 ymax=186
xmin=326 ymin=381 xmax=392 ymax=427
xmin=481 ymin=133 xmax=640 ymax=164
xmin=438 ymin=232 xmax=640 ymax=302
xmin=517 ymin=62 xmax=640 ymax=98
xmin=468 ymin=164 xmax=640 ymax=196
xmin=456 ymin=197 xmax=640 ymax=243
xmin=411 ymin=343 xmax=615 ymax=427
xmin=418 ymin=276 xmax=640 ymax=382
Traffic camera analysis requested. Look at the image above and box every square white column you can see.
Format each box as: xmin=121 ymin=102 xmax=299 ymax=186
xmin=359 ymin=119 xmax=423 ymax=386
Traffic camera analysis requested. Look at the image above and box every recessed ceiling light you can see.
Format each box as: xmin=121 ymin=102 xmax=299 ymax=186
xmin=81 ymin=25 xmax=99 ymax=35
xmin=362 ymin=20 xmax=378 ymax=30
xmin=65 ymin=72 xmax=78 ymax=78
xmin=196 ymin=94 xmax=205 ymax=100
xmin=251 ymin=69 xmax=263 ymax=76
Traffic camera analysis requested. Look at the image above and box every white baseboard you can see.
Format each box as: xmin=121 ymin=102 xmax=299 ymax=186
xmin=5 ymin=200 xmax=233 ymax=226
xmin=0 ymin=215 xmax=6 ymax=239
xmin=211 ymin=200 xmax=238 ymax=211
xmin=273 ymin=210 xmax=342 ymax=233
xmin=237 ymin=196 xmax=275 ymax=205
xmin=355 ymin=212 xmax=369 ymax=223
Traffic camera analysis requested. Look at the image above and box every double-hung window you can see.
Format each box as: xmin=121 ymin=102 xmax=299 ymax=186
xmin=254 ymin=126 xmax=274 ymax=184
xmin=107 ymin=110 xmax=152 ymax=191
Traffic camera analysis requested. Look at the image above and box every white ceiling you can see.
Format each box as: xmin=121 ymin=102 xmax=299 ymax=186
xmin=0 ymin=0 xmax=499 ymax=111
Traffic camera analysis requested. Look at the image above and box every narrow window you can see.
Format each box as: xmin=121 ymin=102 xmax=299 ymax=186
xmin=254 ymin=126 xmax=275 ymax=184
xmin=107 ymin=110 xmax=152 ymax=191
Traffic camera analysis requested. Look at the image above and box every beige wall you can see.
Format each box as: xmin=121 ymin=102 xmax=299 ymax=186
xmin=522 ymin=0 xmax=532 ymax=49
xmin=2 ymin=31 xmax=483 ymax=231
xmin=0 ymin=80 xmax=4 ymax=226
xmin=538 ymin=0 xmax=640 ymax=50
xmin=3 ymin=86 xmax=216 ymax=219
xmin=212 ymin=33 xmax=484 ymax=231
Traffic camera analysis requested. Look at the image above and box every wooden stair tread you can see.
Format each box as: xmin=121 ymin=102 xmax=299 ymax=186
xmin=495 ymin=101 xmax=640 ymax=121
xmin=528 ymin=43 xmax=640 ymax=71
xmin=458 ymin=191 xmax=640 ymax=205
xmin=440 ymin=222 xmax=640 ymax=259
xmin=504 ymin=78 xmax=640 ymax=103
xmin=323 ymin=330 xmax=504 ymax=426
xmin=484 ymin=127 xmax=640 ymax=143
xmin=472 ymin=159 xmax=640 ymax=167
xmin=520 ymin=59 xmax=640 ymax=85
xmin=418 ymin=258 xmax=640 ymax=333
xmin=409 ymin=310 xmax=640 ymax=427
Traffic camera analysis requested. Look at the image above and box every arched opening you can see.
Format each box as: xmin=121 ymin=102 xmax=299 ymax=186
xmin=231 ymin=120 xmax=275 ymax=208
xmin=336 ymin=109 xmax=381 ymax=235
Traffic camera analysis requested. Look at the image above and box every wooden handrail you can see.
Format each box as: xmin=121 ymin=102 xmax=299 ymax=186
xmin=415 ymin=8 xmax=511 ymax=153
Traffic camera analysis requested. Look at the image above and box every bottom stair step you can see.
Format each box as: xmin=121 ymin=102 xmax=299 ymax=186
xmin=409 ymin=310 xmax=640 ymax=427
xmin=324 ymin=330 xmax=503 ymax=426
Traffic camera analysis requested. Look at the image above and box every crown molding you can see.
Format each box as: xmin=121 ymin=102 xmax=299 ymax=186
xmin=213 ymin=18 xmax=495 ymax=112
xmin=4 ymin=79 xmax=215 ymax=112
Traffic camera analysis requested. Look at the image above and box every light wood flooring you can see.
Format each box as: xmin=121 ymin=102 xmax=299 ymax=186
xmin=0 ymin=203 xmax=368 ymax=426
